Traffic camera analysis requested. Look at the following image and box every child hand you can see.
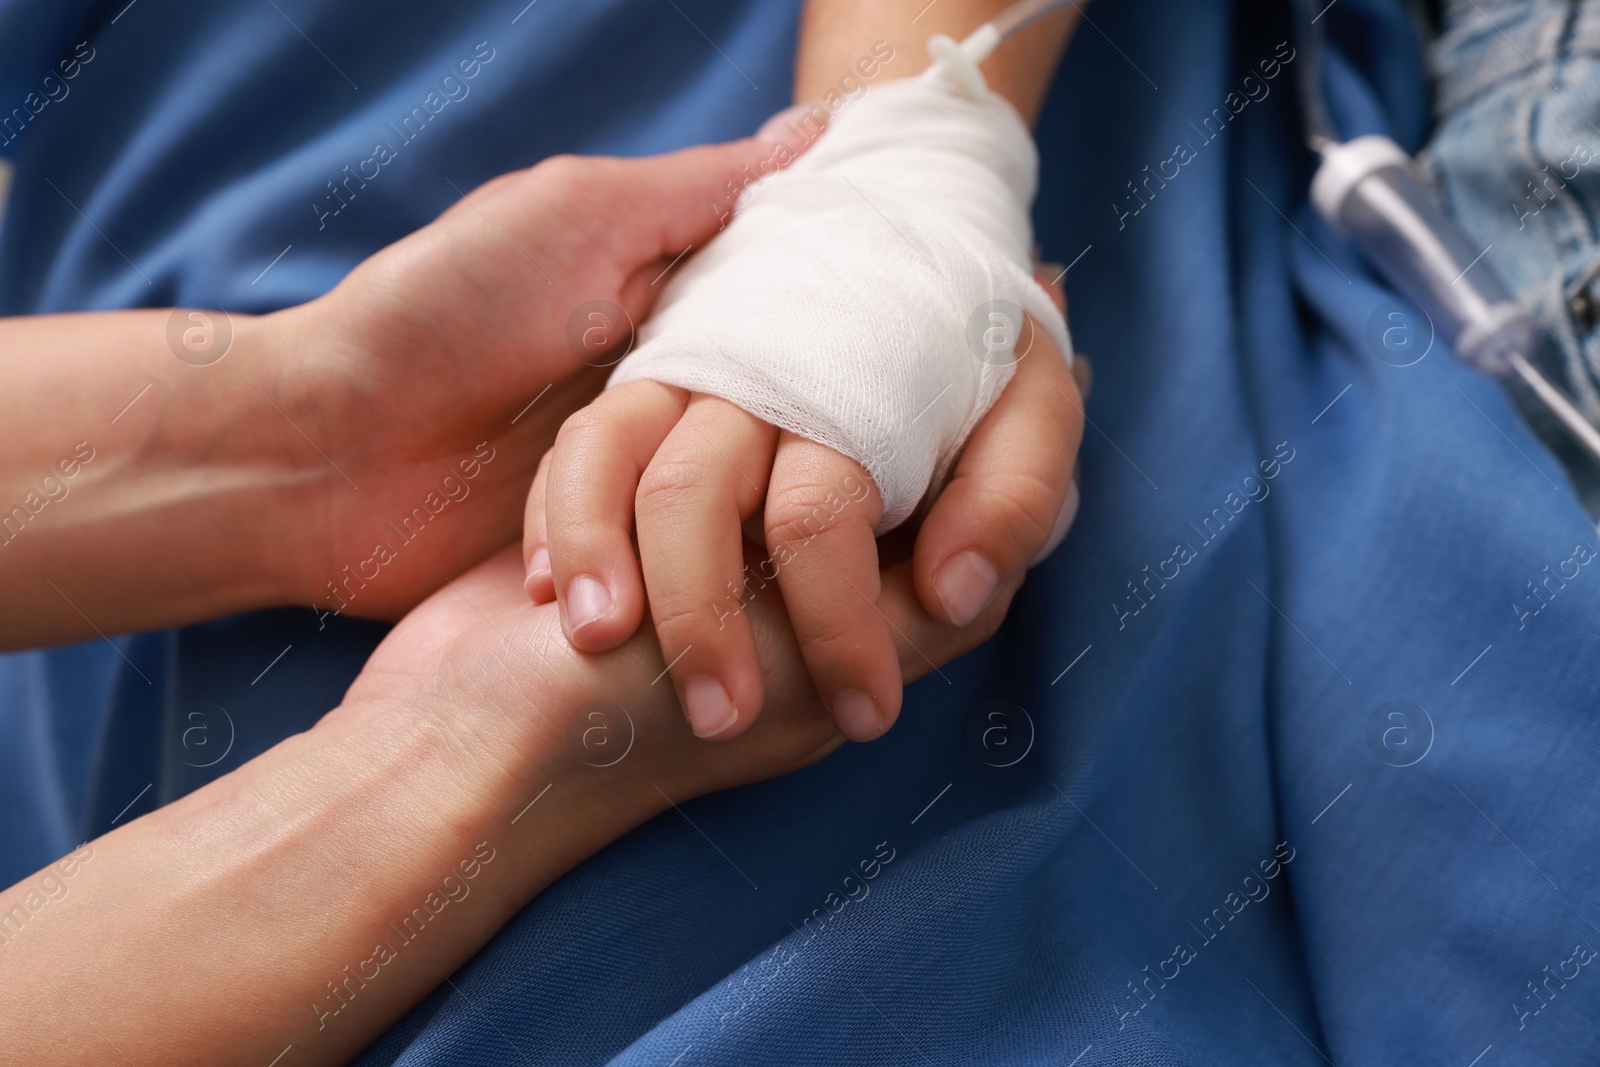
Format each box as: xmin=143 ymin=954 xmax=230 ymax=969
xmin=521 ymin=273 xmax=1081 ymax=743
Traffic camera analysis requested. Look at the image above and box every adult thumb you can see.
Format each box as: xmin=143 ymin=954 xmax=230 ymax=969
xmin=610 ymin=106 xmax=821 ymax=262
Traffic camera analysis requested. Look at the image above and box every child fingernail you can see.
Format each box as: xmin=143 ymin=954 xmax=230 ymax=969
xmin=684 ymin=675 xmax=739 ymax=739
xmin=1030 ymin=478 xmax=1080 ymax=568
xmin=564 ymin=575 xmax=614 ymax=634
xmin=933 ymin=550 xmax=1000 ymax=627
xmin=832 ymin=689 xmax=882 ymax=742
xmin=526 ymin=546 xmax=551 ymax=584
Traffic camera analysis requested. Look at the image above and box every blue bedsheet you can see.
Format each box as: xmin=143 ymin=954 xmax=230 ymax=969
xmin=4 ymin=0 xmax=1598 ymax=1062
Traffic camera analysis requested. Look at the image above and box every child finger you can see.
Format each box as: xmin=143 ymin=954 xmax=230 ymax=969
xmin=764 ymin=433 xmax=901 ymax=742
xmin=523 ymin=449 xmax=557 ymax=604
xmin=914 ymin=317 xmax=1084 ymax=625
xmin=545 ymin=380 xmax=683 ymax=652
xmin=634 ymin=394 xmax=778 ymax=740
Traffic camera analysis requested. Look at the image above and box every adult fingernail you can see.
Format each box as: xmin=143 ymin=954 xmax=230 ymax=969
xmin=933 ymin=550 xmax=1000 ymax=628
xmin=684 ymin=675 xmax=739 ymax=739
xmin=564 ymin=575 xmax=614 ymax=634
xmin=832 ymin=689 xmax=883 ymax=742
xmin=1030 ymin=478 xmax=1081 ymax=568
xmin=526 ymin=546 xmax=551 ymax=585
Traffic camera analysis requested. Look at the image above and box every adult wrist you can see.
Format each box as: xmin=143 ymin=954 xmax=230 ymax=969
xmin=63 ymin=308 xmax=318 ymax=623
xmin=318 ymin=675 xmax=670 ymax=932
xmin=224 ymin=299 xmax=357 ymax=610
xmin=0 ymin=303 xmax=334 ymax=647
xmin=0 ymin=679 xmax=651 ymax=1067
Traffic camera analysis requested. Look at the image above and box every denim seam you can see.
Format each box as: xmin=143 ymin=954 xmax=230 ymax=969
xmin=1520 ymin=57 xmax=1600 ymax=411
xmin=1553 ymin=3 xmax=1595 ymax=250
xmin=1510 ymin=79 xmax=1583 ymax=265
xmin=1545 ymin=27 xmax=1600 ymax=400
xmin=1537 ymin=22 xmax=1598 ymax=261
xmin=1432 ymin=5 xmax=1574 ymax=114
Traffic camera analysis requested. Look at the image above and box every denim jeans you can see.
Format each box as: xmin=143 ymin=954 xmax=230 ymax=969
xmin=1423 ymin=0 xmax=1600 ymax=509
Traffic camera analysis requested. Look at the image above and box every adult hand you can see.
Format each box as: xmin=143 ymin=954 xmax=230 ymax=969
xmin=270 ymin=134 xmax=803 ymax=621
xmin=0 ymin=540 xmax=1022 ymax=1066
xmin=0 ymin=133 xmax=800 ymax=646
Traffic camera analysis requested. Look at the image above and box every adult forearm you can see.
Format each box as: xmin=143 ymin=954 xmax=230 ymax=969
xmin=0 ymin=309 xmax=314 ymax=648
xmin=0 ymin=661 xmax=662 ymax=1064
xmin=795 ymin=0 xmax=1077 ymax=123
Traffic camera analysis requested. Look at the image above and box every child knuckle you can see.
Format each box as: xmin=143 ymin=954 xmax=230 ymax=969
xmin=764 ymin=482 xmax=842 ymax=550
xmin=636 ymin=457 xmax=715 ymax=515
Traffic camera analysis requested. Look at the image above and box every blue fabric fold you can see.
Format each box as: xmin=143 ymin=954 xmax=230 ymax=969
xmin=3 ymin=0 xmax=1598 ymax=1062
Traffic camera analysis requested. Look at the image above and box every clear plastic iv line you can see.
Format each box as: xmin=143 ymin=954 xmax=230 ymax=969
xmin=989 ymin=0 xmax=1078 ymax=39
xmin=942 ymin=0 xmax=1077 ymax=68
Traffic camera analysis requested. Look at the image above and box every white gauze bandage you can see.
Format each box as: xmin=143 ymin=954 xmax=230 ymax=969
xmin=608 ymin=38 xmax=1071 ymax=531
